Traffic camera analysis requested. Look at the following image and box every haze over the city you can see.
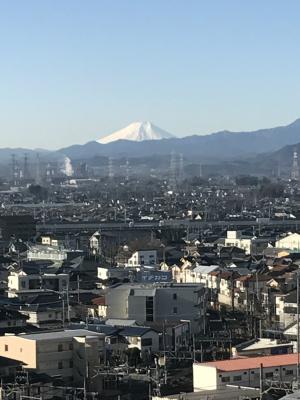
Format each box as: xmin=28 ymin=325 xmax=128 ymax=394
xmin=1 ymin=0 xmax=300 ymax=149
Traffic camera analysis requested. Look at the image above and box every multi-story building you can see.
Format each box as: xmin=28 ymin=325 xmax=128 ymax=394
xmin=105 ymin=283 xmax=206 ymax=332
xmin=126 ymin=250 xmax=157 ymax=267
xmin=224 ymin=231 xmax=253 ymax=255
xmin=275 ymin=233 xmax=300 ymax=252
xmin=27 ymin=244 xmax=67 ymax=262
xmin=0 ymin=329 xmax=105 ymax=389
xmin=7 ymin=270 xmax=69 ymax=298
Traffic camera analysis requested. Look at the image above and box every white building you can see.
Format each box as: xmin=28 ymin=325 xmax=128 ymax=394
xmin=224 ymin=231 xmax=253 ymax=255
xmin=275 ymin=233 xmax=300 ymax=252
xmin=27 ymin=244 xmax=67 ymax=262
xmin=126 ymin=250 xmax=157 ymax=267
xmin=172 ymin=262 xmax=219 ymax=287
xmin=105 ymin=283 xmax=206 ymax=333
xmin=193 ymin=353 xmax=300 ymax=392
xmin=8 ymin=270 xmax=69 ymax=298
xmin=90 ymin=231 xmax=101 ymax=255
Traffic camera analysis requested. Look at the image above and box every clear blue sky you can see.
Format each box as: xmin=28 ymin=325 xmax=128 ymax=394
xmin=1 ymin=0 xmax=300 ymax=149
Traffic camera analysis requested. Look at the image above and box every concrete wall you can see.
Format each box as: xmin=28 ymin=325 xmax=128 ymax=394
xmin=0 ymin=336 xmax=37 ymax=368
xmin=193 ymin=364 xmax=218 ymax=391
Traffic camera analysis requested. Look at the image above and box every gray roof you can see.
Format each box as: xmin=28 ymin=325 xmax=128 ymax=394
xmin=20 ymin=329 xmax=104 ymax=341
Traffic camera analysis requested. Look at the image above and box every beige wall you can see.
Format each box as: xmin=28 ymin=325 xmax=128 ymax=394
xmin=0 ymin=336 xmax=37 ymax=368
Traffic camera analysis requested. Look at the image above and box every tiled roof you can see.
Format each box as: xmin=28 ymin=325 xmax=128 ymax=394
xmin=197 ymin=353 xmax=300 ymax=372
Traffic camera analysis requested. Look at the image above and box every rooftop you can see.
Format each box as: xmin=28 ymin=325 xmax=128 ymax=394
xmin=197 ymin=353 xmax=300 ymax=372
xmin=19 ymin=329 xmax=104 ymax=341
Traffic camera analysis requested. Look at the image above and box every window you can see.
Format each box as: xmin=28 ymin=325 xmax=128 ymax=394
xmin=58 ymin=361 xmax=63 ymax=369
xmin=4 ymin=345 xmax=8 ymax=352
xmin=173 ymin=307 xmax=178 ymax=314
xmin=265 ymin=372 xmax=273 ymax=378
xmin=233 ymin=376 xmax=242 ymax=381
xmin=141 ymin=338 xmax=153 ymax=347
xmin=173 ymin=293 xmax=177 ymax=300
xmin=146 ymin=297 xmax=154 ymax=322
xmin=21 ymin=281 xmax=26 ymax=289
xmin=69 ymin=343 xmax=73 ymax=350
xmin=221 ymin=377 xmax=230 ymax=383
xmin=286 ymin=370 xmax=294 ymax=376
xmin=58 ymin=344 xmax=63 ymax=352
xmin=69 ymin=360 xmax=73 ymax=368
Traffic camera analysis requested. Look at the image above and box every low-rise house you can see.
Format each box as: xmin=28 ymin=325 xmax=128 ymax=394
xmin=126 ymin=249 xmax=157 ymax=267
xmin=224 ymin=231 xmax=254 ymax=255
xmin=232 ymin=338 xmax=294 ymax=357
xmin=193 ymin=353 xmax=300 ymax=391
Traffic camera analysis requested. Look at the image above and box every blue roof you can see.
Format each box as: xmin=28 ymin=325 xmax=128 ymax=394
xmin=119 ymin=326 xmax=155 ymax=337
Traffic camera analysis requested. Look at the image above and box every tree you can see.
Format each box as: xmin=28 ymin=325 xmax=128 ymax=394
xmin=126 ymin=347 xmax=141 ymax=367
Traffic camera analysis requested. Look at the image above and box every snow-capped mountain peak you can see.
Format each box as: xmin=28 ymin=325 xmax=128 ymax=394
xmin=97 ymin=121 xmax=175 ymax=144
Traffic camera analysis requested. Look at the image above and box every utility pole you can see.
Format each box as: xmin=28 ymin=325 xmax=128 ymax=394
xmin=260 ymin=363 xmax=263 ymax=400
xmin=297 ymin=270 xmax=300 ymax=388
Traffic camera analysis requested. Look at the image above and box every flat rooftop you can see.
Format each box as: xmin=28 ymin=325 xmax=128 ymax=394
xmin=19 ymin=329 xmax=104 ymax=341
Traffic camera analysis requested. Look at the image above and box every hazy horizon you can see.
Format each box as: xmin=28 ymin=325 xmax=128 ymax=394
xmin=1 ymin=1 xmax=300 ymax=149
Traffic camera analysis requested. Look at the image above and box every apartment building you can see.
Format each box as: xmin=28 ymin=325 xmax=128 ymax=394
xmin=7 ymin=270 xmax=69 ymax=298
xmin=105 ymin=283 xmax=206 ymax=332
xmin=0 ymin=330 xmax=105 ymax=388
xmin=27 ymin=244 xmax=67 ymax=262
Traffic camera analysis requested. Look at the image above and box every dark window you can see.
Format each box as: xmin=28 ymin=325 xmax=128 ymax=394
xmin=69 ymin=360 xmax=73 ymax=368
xmin=221 ymin=377 xmax=230 ymax=382
xmin=58 ymin=361 xmax=63 ymax=369
xmin=141 ymin=338 xmax=153 ymax=346
xmin=286 ymin=370 xmax=294 ymax=375
xmin=233 ymin=376 xmax=242 ymax=381
xmin=4 ymin=345 xmax=8 ymax=352
xmin=69 ymin=343 xmax=73 ymax=350
xmin=146 ymin=297 xmax=154 ymax=322
xmin=173 ymin=293 xmax=177 ymax=300
xmin=173 ymin=307 xmax=178 ymax=314
xmin=265 ymin=372 xmax=273 ymax=378
xmin=58 ymin=344 xmax=63 ymax=352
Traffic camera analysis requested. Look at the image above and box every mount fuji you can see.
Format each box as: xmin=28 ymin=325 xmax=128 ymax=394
xmin=97 ymin=121 xmax=175 ymax=144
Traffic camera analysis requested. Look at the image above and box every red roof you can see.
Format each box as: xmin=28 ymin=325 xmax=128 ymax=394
xmin=197 ymin=353 xmax=300 ymax=372
xmin=91 ymin=297 xmax=106 ymax=306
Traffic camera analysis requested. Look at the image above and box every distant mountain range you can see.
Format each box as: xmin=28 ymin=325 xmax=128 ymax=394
xmin=61 ymin=118 xmax=300 ymax=162
xmin=1 ymin=118 xmax=300 ymax=177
